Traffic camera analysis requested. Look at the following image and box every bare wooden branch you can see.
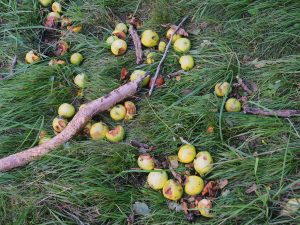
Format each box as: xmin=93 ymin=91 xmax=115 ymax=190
xmin=129 ymin=25 xmax=143 ymax=64
xmin=243 ymin=106 xmax=300 ymax=118
xmin=0 ymin=77 xmax=145 ymax=172
xmin=149 ymin=16 xmax=188 ymax=96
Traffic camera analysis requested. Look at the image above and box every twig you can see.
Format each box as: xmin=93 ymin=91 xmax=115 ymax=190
xmin=243 ymin=106 xmax=300 ymax=118
xmin=149 ymin=16 xmax=188 ymax=96
xmin=167 ymin=70 xmax=185 ymax=79
xmin=236 ymin=76 xmax=253 ymax=95
xmin=0 ymin=77 xmax=145 ymax=172
xmin=130 ymin=140 xmax=150 ymax=149
xmin=129 ymin=25 xmax=143 ymax=64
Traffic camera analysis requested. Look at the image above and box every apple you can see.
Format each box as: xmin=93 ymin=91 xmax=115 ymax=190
xmin=111 ymin=39 xmax=127 ymax=56
xmin=110 ymin=104 xmax=126 ymax=121
xmin=179 ymin=55 xmax=194 ymax=71
xmin=25 ymin=51 xmax=40 ymax=64
xmin=215 ymin=82 xmax=231 ymax=97
xmin=166 ymin=28 xmax=182 ymax=43
xmin=281 ymin=198 xmax=300 ymax=216
xmin=115 ymin=23 xmax=128 ymax=33
xmin=194 ymin=151 xmax=213 ymax=176
xmin=174 ymin=38 xmax=191 ymax=53
xmin=178 ymin=144 xmax=196 ymax=163
xmin=106 ymin=125 xmax=125 ymax=142
xmin=61 ymin=16 xmax=72 ymax=28
xmin=90 ymin=122 xmax=109 ymax=140
xmin=130 ymin=70 xmax=150 ymax=87
xmin=39 ymin=0 xmax=52 ymax=7
xmin=149 ymin=75 xmax=165 ymax=88
xmin=52 ymin=117 xmax=68 ymax=133
xmin=137 ymin=153 xmax=154 ymax=170
xmin=124 ymin=101 xmax=136 ymax=121
xmin=141 ymin=30 xmax=159 ymax=47
xmin=83 ymin=121 xmax=92 ymax=135
xmin=146 ymin=52 xmax=156 ymax=64
xmin=54 ymin=40 xmax=69 ymax=56
xmin=70 ymin=52 xmax=84 ymax=65
xmin=207 ymin=125 xmax=214 ymax=134
xmin=52 ymin=2 xmax=62 ymax=13
xmin=147 ymin=169 xmax=168 ymax=190
xmin=39 ymin=135 xmax=52 ymax=145
xmin=225 ymin=98 xmax=242 ymax=112
xmin=158 ymin=41 xmax=166 ymax=52
xmin=112 ymin=30 xmax=126 ymax=40
xmin=106 ymin=35 xmax=119 ymax=46
xmin=58 ymin=103 xmax=75 ymax=118
xmin=162 ymin=179 xmax=183 ymax=201
xmin=48 ymin=59 xmax=66 ymax=66
xmin=74 ymin=73 xmax=87 ymax=88
xmin=198 ymin=199 xmax=213 ymax=217
xmin=67 ymin=25 xmax=82 ymax=33
xmin=184 ymin=176 xmax=204 ymax=196
xmin=47 ymin=12 xmax=60 ymax=20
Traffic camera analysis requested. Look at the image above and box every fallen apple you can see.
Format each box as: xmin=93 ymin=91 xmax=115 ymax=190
xmin=147 ymin=169 xmax=168 ymax=190
xmin=58 ymin=103 xmax=75 ymax=118
xmin=166 ymin=28 xmax=182 ymax=43
xmin=141 ymin=29 xmax=159 ymax=48
xmin=124 ymin=101 xmax=136 ymax=121
xmin=106 ymin=35 xmax=119 ymax=46
xmin=25 ymin=51 xmax=40 ymax=64
xmin=47 ymin=12 xmax=60 ymax=20
xmin=54 ymin=40 xmax=69 ymax=56
xmin=110 ymin=104 xmax=126 ymax=121
xmin=74 ymin=73 xmax=87 ymax=88
xmin=115 ymin=23 xmax=128 ymax=33
xmin=90 ymin=122 xmax=109 ymax=140
xmin=281 ymin=198 xmax=300 ymax=216
xmin=162 ymin=179 xmax=183 ymax=201
xmin=70 ymin=52 xmax=84 ymax=65
xmin=184 ymin=175 xmax=204 ymax=196
xmin=198 ymin=199 xmax=213 ymax=217
xmin=52 ymin=117 xmax=68 ymax=133
xmin=215 ymin=82 xmax=231 ymax=97
xmin=106 ymin=125 xmax=125 ymax=142
xmin=194 ymin=151 xmax=213 ymax=176
xmin=112 ymin=30 xmax=126 ymax=40
xmin=178 ymin=144 xmax=196 ymax=163
xmin=111 ymin=39 xmax=127 ymax=56
xmin=52 ymin=2 xmax=62 ymax=13
xmin=179 ymin=55 xmax=194 ymax=71
xmin=39 ymin=0 xmax=52 ymax=7
xmin=83 ymin=121 xmax=92 ymax=135
xmin=137 ymin=153 xmax=154 ymax=170
xmin=146 ymin=52 xmax=156 ymax=64
xmin=225 ymin=98 xmax=242 ymax=112
xmin=158 ymin=41 xmax=166 ymax=52
xmin=39 ymin=135 xmax=52 ymax=145
xmin=48 ymin=59 xmax=66 ymax=66
xmin=149 ymin=75 xmax=165 ymax=88
xmin=130 ymin=70 xmax=150 ymax=87
xmin=207 ymin=125 xmax=214 ymax=134
xmin=67 ymin=25 xmax=82 ymax=33
xmin=174 ymin=38 xmax=191 ymax=53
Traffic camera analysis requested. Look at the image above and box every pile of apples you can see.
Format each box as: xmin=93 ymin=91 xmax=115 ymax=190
xmin=137 ymin=144 xmax=214 ymax=218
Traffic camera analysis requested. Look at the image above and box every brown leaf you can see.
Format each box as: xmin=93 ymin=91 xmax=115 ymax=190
xmin=169 ymin=25 xmax=189 ymax=37
xmin=167 ymin=155 xmax=179 ymax=169
xmin=181 ymin=201 xmax=189 ymax=215
xmin=246 ymin=183 xmax=257 ymax=194
xmin=201 ymin=181 xmax=218 ymax=197
xmin=170 ymin=169 xmax=182 ymax=184
xmin=218 ymin=179 xmax=228 ymax=189
xmin=129 ymin=17 xmax=142 ymax=28
xmin=54 ymin=41 xmax=69 ymax=56
xmin=120 ymin=68 xmax=129 ymax=80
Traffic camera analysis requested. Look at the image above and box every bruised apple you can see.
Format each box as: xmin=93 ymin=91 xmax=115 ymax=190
xmin=25 ymin=51 xmax=40 ymax=64
xmin=52 ymin=117 xmax=68 ymax=133
xmin=90 ymin=122 xmax=109 ymax=140
xmin=130 ymin=70 xmax=150 ymax=87
xmin=162 ymin=179 xmax=183 ymax=201
xmin=111 ymin=39 xmax=127 ymax=56
xmin=194 ymin=151 xmax=213 ymax=176
xmin=178 ymin=144 xmax=196 ymax=163
xmin=110 ymin=104 xmax=126 ymax=121
xmin=215 ymin=82 xmax=231 ymax=97
xmin=106 ymin=125 xmax=125 ymax=142
xmin=141 ymin=30 xmax=159 ymax=47
xmin=137 ymin=153 xmax=155 ymax=170
xmin=225 ymin=98 xmax=241 ymax=112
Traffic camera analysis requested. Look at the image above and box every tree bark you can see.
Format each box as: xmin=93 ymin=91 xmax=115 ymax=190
xmin=0 ymin=78 xmax=144 ymax=172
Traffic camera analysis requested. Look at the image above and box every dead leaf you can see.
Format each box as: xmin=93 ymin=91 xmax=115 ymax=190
xmin=132 ymin=202 xmax=150 ymax=216
xmin=167 ymin=155 xmax=179 ymax=169
xmin=120 ymin=68 xmax=129 ymax=80
xmin=129 ymin=16 xmax=142 ymax=28
xmin=170 ymin=169 xmax=182 ymax=184
xmin=175 ymin=75 xmax=181 ymax=81
xmin=245 ymin=183 xmax=257 ymax=194
xmin=181 ymin=201 xmax=189 ymax=214
xmin=167 ymin=201 xmax=182 ymax=212
xmin=201 ymin=181 xmax=218 ymax=197
xmin=218 ymin=179 xmax=228 ymax=189
xmin=127 ymin=213 xmax=135 ymax=225
xmin=169 ymin=25 xmax=189 ymax=37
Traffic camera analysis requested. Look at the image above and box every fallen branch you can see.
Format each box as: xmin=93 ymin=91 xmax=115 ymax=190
xmin=129 ymin=18 xmax=143 ymax=64
xmin=0 ymin=77 xmax=145 ymax=172
xmin=149 ymin=16 xmax=188 ymax=96
xmin=243 ymin=106 xmax=300 ymax=118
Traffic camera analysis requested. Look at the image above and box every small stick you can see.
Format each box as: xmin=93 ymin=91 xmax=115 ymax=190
xmin=129 ymin=25 xmax=143 ymax=64
xmin=167 ymin=70 xmax=185 ymax=79
xmin=243 ymin=106 xmax=300 ymax=118
xmin=149 ymin=16 xmax=188 ymax=96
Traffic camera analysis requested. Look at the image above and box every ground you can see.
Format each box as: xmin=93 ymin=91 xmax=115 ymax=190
xmin=0 ymin=0 xmax=300 ymax=224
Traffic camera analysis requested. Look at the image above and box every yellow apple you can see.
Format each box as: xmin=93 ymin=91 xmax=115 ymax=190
xmin=174 ymin=38 xmax=191 ymax=53
xmin=25 ymin=51 xmax=40 ymax=64
xmin=106 ymin=125 xmax=125 ymax=142
xmin=70 ymin=52 xmax=84 ymax=65
xmin=147 ymin=169 xmax=168 ymax=190
xmin=158 ymin=41 xmax=166 ymax=52
xmin=141 ymin=30 xmax=159 ymax=47
xmin=137 ymin=153 xmax=154 ymax=170
xmin=110 ymin=104 xmax=126 ymax=121
xmin=39 ymin=0 xmax=52 ymax=7
xmin=90 ymin=122 xmax=109 ymax=140
xmin=124 ymin=101 xmax=137 ymax=121
xmin=52 ymin=117 xmax=68 ymax=133
xmin=162 ymin=179 xmax=183 ymax=201
xmin=111 ymin=39 xmax=127 ymax=56
xmin=106 ymin=35 xmax=119 ymax=46
xmin=179 ymin=55 xmax=194 ymax=71
xmin=52 ymin=2 xmax=62 ymax=13
xmin=194 ymin=151 xmax=213 ymax=176
xmin=115 ymin=23 xmax=128 ymax=33
xmin=130 ymin=70 xmax=150 ymax=87
xmin=215 ymin=82 xmax=231 ymax=97
xmin=166 ymin=28 xmax=182 ymax=43
xmin=184 ymin=176 xmax=204 ymax=196
xmin=146 ymin=52 xmax=156 ymax=64
xmin=225 ymin=98 xmax=242 ymax=112
xmin=58 ymin=103 xmax=75 ymax=118
xmin=178 ymin=144 xmax=196 ymax=163
xmin=74 ymin=73 xmax=87 ymax=88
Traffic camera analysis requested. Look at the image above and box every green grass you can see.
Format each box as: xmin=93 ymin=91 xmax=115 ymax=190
xmin=0 ymin=0 xmax=299 ymax=224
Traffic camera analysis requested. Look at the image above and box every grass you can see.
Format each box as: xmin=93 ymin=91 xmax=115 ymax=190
xmin=0 ymin=0 xmax=299 ymax=224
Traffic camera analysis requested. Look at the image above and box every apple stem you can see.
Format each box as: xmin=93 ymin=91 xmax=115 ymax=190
xmin=149 ymin=16 xmax=189 ymax=96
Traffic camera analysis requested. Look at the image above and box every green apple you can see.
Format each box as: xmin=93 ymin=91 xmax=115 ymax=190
xmin=39 ymin=0 xmax=52 ymax=7
xmin=106 ymin=35 xmax=119 ymax=46
xmin=146 ymin=52 xmax=156 ymax=64
xmin=110 ymin=104 xmax=126 ymax=121
xmin=162 ymin=179 xmax=183 ymax=201
xmin=141 ymin=30 xmax=159 ymax=47
xmin=147 ymin=169 xmax=168 ymax=190
xmin=225 ymin=98 xmax=242 ymax=112
xmin=74 ymin=73 xmax=87 ymax=88
xmin=58 ymin=103 xmax=75 ymax=118
xmin=130 ymin=70 xmax=150 ymax=87
xmin=158 ymin=41 xmax=166 ymax=52
xmin=215 ymin=82 xmax=231 ymax=97
xmin=90 ymin=122 xmax=109 ymax=140
xmin=70 ymin=53 xmax=84 ymax=65
xmin=106 ymin=125 xmax=125 ymax=142
xmin=115 ymin=23 xmax=128 ymax=33
xmin=179 ymin=55 xmax=194 ymax=71
xmin=166 ymin=28 xmax=182 ymax=43
xmin=174 ymin=38 xmax=191 ymax=53
xmin=111 ymin=39 xmax=127 ymax=56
